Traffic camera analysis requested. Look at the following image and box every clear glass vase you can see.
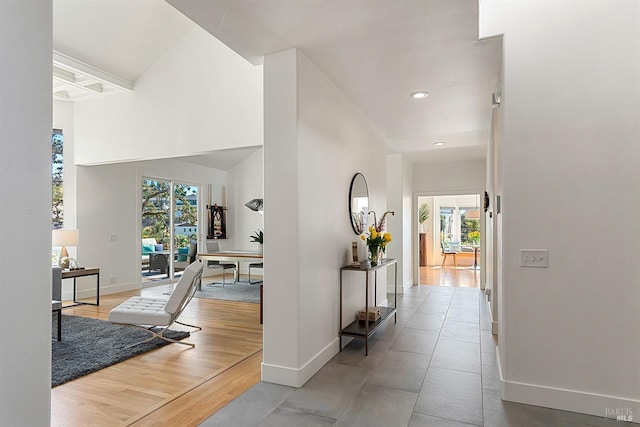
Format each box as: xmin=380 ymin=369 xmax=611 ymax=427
xmin=369 ymin=247 xmax=380 ymax=266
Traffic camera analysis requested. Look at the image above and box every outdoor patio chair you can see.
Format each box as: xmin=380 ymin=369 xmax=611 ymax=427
xmin=108 ymin=260 xmax=204 ymax=348
xmin=174 ymin=243 xmax=197 ymax=272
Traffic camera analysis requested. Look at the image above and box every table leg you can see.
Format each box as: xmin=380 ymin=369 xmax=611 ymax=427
xmin=70 ymin=272 xmax=100 ymax=306
xmin=55 ymin=309 xmax=61 ymax=341
xmin=260 ymin=285 xmax=263 ymax=324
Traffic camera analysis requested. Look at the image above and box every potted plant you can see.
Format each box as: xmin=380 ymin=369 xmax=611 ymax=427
xmin=250 ymin=229 xmax=264 ymax=254
xmin=418 ymin=203 xmax=430 ymax=232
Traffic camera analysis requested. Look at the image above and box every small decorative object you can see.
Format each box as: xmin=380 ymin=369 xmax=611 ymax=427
xmin=360 ymin=226 xmax=392 ymax=266
xmin=350 ymin=241 xmax=359 ymax=265
xmin=250 ymin=229 xmax=264 ymax=254
xmin=375 ymin=210 xmax=395 ymax=232
xmin=484 ymin=191 xmax=490 ymax=212
xmin=207 ymin=204 xmax=227 ymax=239
xmin=358 ymin=306 xmax=381 ymax=322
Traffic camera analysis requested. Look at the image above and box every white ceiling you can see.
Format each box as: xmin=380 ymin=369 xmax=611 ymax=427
xmin=177 ymin=147 xmax=261 ymax=171
xmin=53 ymin=0 xmax=502 ymax=165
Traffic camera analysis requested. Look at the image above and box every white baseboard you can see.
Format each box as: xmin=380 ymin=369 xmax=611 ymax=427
xmin=497 ymin=349 xmax=639 ymax=423
xmin=488 ymin=299 xmax=499 ymax=335
xmin=63 ymin=281 xmax=139 ymax=301
xmin=261 ymin=338 xmax=338 ymax=388
xmin=502 ymin=378 xmax=639 ymax=423
xmin=403 ymin=279 xmax=413 ymax=293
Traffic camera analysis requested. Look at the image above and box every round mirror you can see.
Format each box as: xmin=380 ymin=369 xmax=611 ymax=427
xmin=349 ymin=173 xmax=369 ymax=235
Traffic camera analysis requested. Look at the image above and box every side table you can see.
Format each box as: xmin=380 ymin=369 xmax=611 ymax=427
xmin=62 ymin=268 xmax=100 ymax=307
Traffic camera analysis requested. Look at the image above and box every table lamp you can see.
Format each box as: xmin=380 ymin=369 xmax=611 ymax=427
xmin=52 ymin=229 xmax=79 ymax=269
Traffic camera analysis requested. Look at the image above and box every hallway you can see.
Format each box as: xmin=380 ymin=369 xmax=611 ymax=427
xmin=201 ymin=286 xmax=619 ymax=426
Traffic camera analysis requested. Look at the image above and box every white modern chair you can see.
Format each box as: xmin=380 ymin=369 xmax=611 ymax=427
xmin=108 ymin=260 xmax=204 ymax=348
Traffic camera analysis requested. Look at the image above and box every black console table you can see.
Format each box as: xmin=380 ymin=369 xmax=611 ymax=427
xmin=339 ymin=258 xmax=397 ymax=355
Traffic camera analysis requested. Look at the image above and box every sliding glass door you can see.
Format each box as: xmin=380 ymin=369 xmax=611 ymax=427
xmin=141 ymin=178 xmax=198 ymax=284
xmin=173 ymin=183 xmax=198 ymax=277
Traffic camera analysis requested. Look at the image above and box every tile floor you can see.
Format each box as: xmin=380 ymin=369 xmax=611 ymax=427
xmin=201 ymin=286 xmax=624 ymax=426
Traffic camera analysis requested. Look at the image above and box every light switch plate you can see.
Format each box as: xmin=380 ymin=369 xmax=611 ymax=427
xmin=520 ymin=249 xmax=548 ymax=268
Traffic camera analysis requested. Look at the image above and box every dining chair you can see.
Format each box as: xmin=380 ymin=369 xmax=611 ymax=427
xmin=441 ymin=241 xmax=458 ymax=268
xmin=248 ymin=262 xmax=263 ymax=284
xmin=205 ymin=240 xmax=237 ymax=285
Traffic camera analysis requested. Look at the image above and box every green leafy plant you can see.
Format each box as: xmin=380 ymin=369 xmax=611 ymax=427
xmin=250 ymin=229 xmax=264 ymax=244
xmin=419 ymin=203 xmax=430 ymax=224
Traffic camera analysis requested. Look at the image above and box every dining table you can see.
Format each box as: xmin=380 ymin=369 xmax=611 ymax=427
xmin=196 ymin=250 xmax=263 ymax=283
xmin=470 ymin=244 xmax=480 ymax=269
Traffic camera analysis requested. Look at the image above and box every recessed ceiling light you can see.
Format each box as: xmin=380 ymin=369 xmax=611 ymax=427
xmin=433 ymin=141 xmax=445 ymax=146
xmin=410 ymin=91 xmax=429 ymax=99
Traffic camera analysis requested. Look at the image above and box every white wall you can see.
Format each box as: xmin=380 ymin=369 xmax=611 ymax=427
xmin=263 ymin=49 xmax=389 ymax=387
xmin=481 ymin=0 xmax=640 ymax=419
xmin=76 ymin=159 xmax=227 ymax=295
xmin=413 ymin=159 xmax=485 ymax=194
xmin=226 ymin=148 xmax=264 ymax=272
xmin=386 ymin=154 xmax=414 ymax=292
xmin=73 ymin=26 xmax=263 ymax=165
xmin=0 ymin=1 xmax=52 ymax=425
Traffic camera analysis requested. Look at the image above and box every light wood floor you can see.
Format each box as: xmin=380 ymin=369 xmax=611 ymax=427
xmin=419 ymin=266 xmax=480 ymax=288
xmin=52 ymin=268 xmax=475 ymax=426
xmin=51 ymin=275 xmax=263 ymax=427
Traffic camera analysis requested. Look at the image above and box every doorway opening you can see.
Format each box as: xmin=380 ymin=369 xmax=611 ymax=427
xmin=417 ymin=194 xmax=481 ymax=287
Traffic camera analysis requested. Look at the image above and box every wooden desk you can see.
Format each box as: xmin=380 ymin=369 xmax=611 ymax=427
xmin=62 ymin=268 xmax=100 ymax=306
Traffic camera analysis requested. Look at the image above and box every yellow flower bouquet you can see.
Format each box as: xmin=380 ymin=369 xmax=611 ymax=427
xmin=361 ymin=226 xmax=392 ymax=265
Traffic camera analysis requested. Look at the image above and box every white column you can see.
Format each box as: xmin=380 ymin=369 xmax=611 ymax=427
xmin=0 ymin=1 xmax=52 ymax=425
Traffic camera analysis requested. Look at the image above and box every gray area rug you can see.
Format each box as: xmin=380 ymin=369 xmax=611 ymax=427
xmin=195 ymin=281 xmax=261 ymax=304
xmin=52 ymin=315 xmax=189 ymax=387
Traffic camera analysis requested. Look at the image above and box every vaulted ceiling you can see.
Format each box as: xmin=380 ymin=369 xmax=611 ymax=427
xmin=53 ymin=0 xmax=502 ymax=165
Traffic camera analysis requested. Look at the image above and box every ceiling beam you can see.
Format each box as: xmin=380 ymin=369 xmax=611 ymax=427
xmin=53 ymin=50 xmax=133 ymax=92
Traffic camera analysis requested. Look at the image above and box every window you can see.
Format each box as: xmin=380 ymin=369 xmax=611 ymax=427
xmin=440 ymin=207 xmax=455 ymax=242
xmin=460 ymin=207 xmax=480 ymax=244
xmin=437 ymin=195 xmax=481 ymax=244
xmin=52 ymin=129 xmax=63 ymax=229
